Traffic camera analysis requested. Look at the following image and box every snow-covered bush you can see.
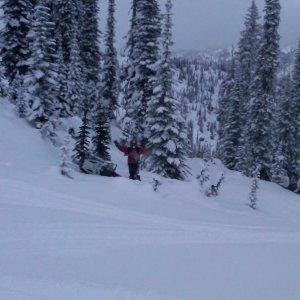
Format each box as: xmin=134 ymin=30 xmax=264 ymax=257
xmin=197 ymin=160 xmax=225 ymax=197
xmin=248 ymin=177 xmax=259 ymax=210
xmin=60 ymin=136 xmax=73 ymax=179
xmin=205 ymin=173 xmax=225 ymax=197
xmin=196 ymin=166 xmax=210 ymax=191
xmin=40 ymin=120 xmax=57 ymax=143
xmin=248 ymin=168 xmax=260 ymax=210
xmin=152 ymin=178 xmax=162 ymax=192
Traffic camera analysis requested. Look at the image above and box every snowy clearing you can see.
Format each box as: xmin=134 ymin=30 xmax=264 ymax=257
xmin=0 ymin=100 xmax=300 ymax=299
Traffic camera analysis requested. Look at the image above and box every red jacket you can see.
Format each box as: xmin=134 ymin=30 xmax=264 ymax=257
xmin=116 ymin=143 xmax=147 ymax=165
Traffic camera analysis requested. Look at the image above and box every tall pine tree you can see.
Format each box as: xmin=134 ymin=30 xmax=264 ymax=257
xmin=146 ymin=0 xmax=188 ymax=180
xmin=248 ymin=0 xmax=281 ymax=179
xmin=217 ymin=53 xmax=241 ymax=170
xmin=235 ymin=1 xmax=261 ymax=173
xmin=0 ymin=0 xmax=35 ymax=83
xmin=65 ymin=13 xmax=84 ymax=117
xmin=23 ymin=0 xmax=59 ymax=129
xmin=80 ymin=0 xmax=102 ymax=118
xmin=121 ymin=0 xmax=138 ymax=142
xmin=289 ymin=42 xmax=300 ymax=190
xmin=274 ymin=42 xmax=300 ymax=190
xmin=54 ymin=0 xmax=81 ymax=64
xmin=101 ymin=0 xmax=118 ymax=118
xmin=123 ymin=0 xmax=161 ymax=144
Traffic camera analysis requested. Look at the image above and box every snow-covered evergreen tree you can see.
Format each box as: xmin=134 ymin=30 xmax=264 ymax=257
xmin=80 ymin=0 xmax=101 ymax=116
xmin=0 ymin=0 xmax=35 ymax=84
xmin=65 ymin=21 xmax=84 ymax=117
xmin=91 ymin=0 xmax=112 ymax=164
xmin=235 ymin=1 xmax=261 ymax=172
xmin=101 ymin=0 xmax=118 ymax=118
xmin=123 ymin=0 xmax=161 ymax=144
xmin=0 ymin=64 xmax=7 ymax=98
xmin=217 ymin=53 xmax=241 ymax=170
xmin=23 ymin=0 xmax=59 ymax=130
xmin=146 ymin=0 xmax=188 ymax=180
xmin=1 ymin=0 xmax=36 ymax=105
xmin=275 ymin=42 xmax=300 ymax=190
xmin=271 ymin=142 xmax=289 ymax=188
xmin=197 ymin=166 xmax=210 ymax=192
xmin=14 ymin=72 xmax=28 ymax=118
xmin=248 ymin=175 xmax=259 ymax=210
xmin=92 ymin=104 xmax=111 ymax=162
xmin=54 ymin=0 xmax=81 ymax=64
xmin=55 ymin=43 xmax=68 ymax=118
xmin=124 ymin=0 xmax=138 ymax=60
xmin=73 ymin=108 xmax=91 ymax=172
xmin=121 ymin=0 xmax=138 ymax=142
xmin=248 ymin=0 xmax=281 ymax=179
xmin=60 ymin=136 xmax=73 ymax=179
xmin=289 ymin=43 xmax=300 ymax=190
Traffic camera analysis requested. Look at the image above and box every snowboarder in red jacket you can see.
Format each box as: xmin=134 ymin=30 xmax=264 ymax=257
xmin=114 ymin=140 xmax=147 ymax=180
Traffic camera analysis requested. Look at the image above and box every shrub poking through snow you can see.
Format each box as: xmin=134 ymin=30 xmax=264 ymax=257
xmin=197 ymin=167 xmax=210 ymax=191
xmin=60 ymin=136 xmax=73 ymax=179
xmin=248 ymin=169 xmax=260 ymax=210
xmin=205 ymin=173 xmax=225 ymax=197
xmin=40 ymin=120 xmax=58 ymax=144
xmin=197 ymin=160 xmax=225 ymax=197
xmin=152 ymin=178 xmax=162 ymax=192
xmin=248 ymin=177 xmax=259 ymax=210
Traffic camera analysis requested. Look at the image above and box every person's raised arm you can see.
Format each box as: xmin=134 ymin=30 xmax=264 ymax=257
xmin=139 ymin=145 xmax=149 ymax=155
xmin=114 ymin=141 xmax=129 ymax=154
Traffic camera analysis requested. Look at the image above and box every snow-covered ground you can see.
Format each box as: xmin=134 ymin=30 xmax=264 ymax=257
xmin=0 ymin=100 xmax=300 ymax=300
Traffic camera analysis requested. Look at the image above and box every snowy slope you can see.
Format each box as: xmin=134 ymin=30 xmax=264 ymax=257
xmin=1 ymin=100 xmax=300 ymax=300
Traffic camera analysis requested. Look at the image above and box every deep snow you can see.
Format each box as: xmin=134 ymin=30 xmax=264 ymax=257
xmin=0 ymin=100 xmax=300 ymax=300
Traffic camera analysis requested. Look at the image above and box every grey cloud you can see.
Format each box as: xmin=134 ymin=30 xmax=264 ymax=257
xmin=100 ymin=0 xmax=300 ymax=51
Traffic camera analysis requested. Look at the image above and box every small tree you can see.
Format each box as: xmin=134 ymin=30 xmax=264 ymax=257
xmin=248 ymin=168 xmax=260 ymax=210
xmin=152 ymin=178 xmax=162 ymax=192
xmin=248 ymin=178 xmax=259 ymax=210
xmin=92 ymin=105 xmax=111 ymax=161
xmin=73 ymin=108 xmax=91 ymax=172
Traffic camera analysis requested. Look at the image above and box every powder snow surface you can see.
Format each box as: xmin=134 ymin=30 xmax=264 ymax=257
xmin=0 ymin=101 xmax=300 ymax=300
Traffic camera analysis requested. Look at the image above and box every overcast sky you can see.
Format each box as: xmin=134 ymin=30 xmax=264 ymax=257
xmin=100 ymin=0 xmax=300 ymax=51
